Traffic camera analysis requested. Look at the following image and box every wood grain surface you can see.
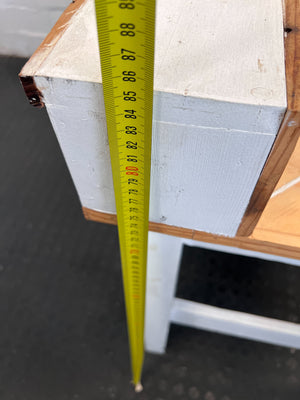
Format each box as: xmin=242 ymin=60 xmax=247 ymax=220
xmin=253 ymin=183 xmax=300 ymax=248
xmin=274 ymin=137 xmax=300 ymax=189
xmin=252 ymin=135 xmax=300 ymax=248
xmin=82 ymin=207 xmax=300 ymax=260
xmin=237 ymin=0 xmax=300 ymax=236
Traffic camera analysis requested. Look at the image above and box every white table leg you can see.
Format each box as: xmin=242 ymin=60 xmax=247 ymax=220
xmin=145 ymin=233 xmax=300 ymax=354
xmin=145 ymin=231 xmax=184 ymax=354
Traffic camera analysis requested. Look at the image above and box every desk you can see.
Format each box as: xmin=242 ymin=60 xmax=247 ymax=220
xmin=20 ymin=0 xmax=296 ymax=237
xmin=20 ymin=0 xmax=300 ymax=352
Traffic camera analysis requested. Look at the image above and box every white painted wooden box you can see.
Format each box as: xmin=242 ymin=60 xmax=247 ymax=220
xmin=20 ymin=0 xmax=288 ymax=237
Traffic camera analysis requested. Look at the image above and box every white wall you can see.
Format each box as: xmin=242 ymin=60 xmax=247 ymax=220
xmin=0 ymin=0 xmax=70 ymax=57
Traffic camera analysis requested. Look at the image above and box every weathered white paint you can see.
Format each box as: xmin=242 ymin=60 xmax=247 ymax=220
xmin=36 ymin=76 xmax=277 ymax=235
xmin=145 ymin=232 xmax=300 ymax=354
xmin=0 ymin=0 xmax=70 ymax=57
xmin=22 ymin=0 xmax=287 ymax=235
xmin=150 ymin=121 xmax=273 ymax=233
xmin=35 ymin=77 xmax=115 ymax=214
xmin=26 ymin=0 xmax=287 ymax=109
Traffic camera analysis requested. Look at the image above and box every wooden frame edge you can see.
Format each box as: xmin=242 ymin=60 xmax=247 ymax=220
xmin=19 ymin=0 xmax=86 ymax=105
xmin=237 ymin=0 xmax=300 ymax=237
xmin=82 ymin=207 xmax=300 ymax=260
xmin=19 ymin=76 xmax=44 ymax=108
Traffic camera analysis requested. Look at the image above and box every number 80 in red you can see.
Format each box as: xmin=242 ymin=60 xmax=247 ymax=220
xmin=126 ymin=166 xmax=139 ymax=176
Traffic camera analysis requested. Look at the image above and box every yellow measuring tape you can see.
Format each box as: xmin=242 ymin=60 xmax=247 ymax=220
xmin=94 ymin=0 xmax=155 ymax=390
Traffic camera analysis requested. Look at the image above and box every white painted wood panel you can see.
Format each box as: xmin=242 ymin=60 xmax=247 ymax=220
xmin=154 ymin=0 xmax=286 ymax=107
xmin=36 ymin=76 xmax=276 ymax=236
xmin=150 ymin=121 xmax=274 ymax=234
xmin=23 ymin=0 xmax=286 ymax=109
xmin=145 ymin=232 xmax=184 ymax=353
xmin=21 ymin=0 xmax=288 ymax=236
xmin=0 ymin=0 xmax=70 ymax=57
xmin=35 ymin=77 xmax=116 ymax=214
xmin=153 ymin=92 xmax=285 ymax=135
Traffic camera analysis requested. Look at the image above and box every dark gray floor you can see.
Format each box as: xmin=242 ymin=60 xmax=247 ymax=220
xmin=0 ymin=56 xmax=299 ymax=400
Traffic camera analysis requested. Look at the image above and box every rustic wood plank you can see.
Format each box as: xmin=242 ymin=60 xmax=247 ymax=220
xmin=253 ymin=183 xmax=300 ymax=248
xmin=237 ymin=111 xmax=300 ymax=236
xmin=82 ymin=207 xmax=300 ymax=260
xmin=274 ymin=137 xmax=300 ymax=189
xmin=237 ymin=0 xmax=300 ymax=236
xmin=251 ymin=134 xmax=300 ymax=247
xmin=284 ymin=0 xmax=300 ymax=112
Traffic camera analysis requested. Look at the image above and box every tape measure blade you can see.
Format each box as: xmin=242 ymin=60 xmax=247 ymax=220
xmin=94 ymin=0 xmax=155 ymax=386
